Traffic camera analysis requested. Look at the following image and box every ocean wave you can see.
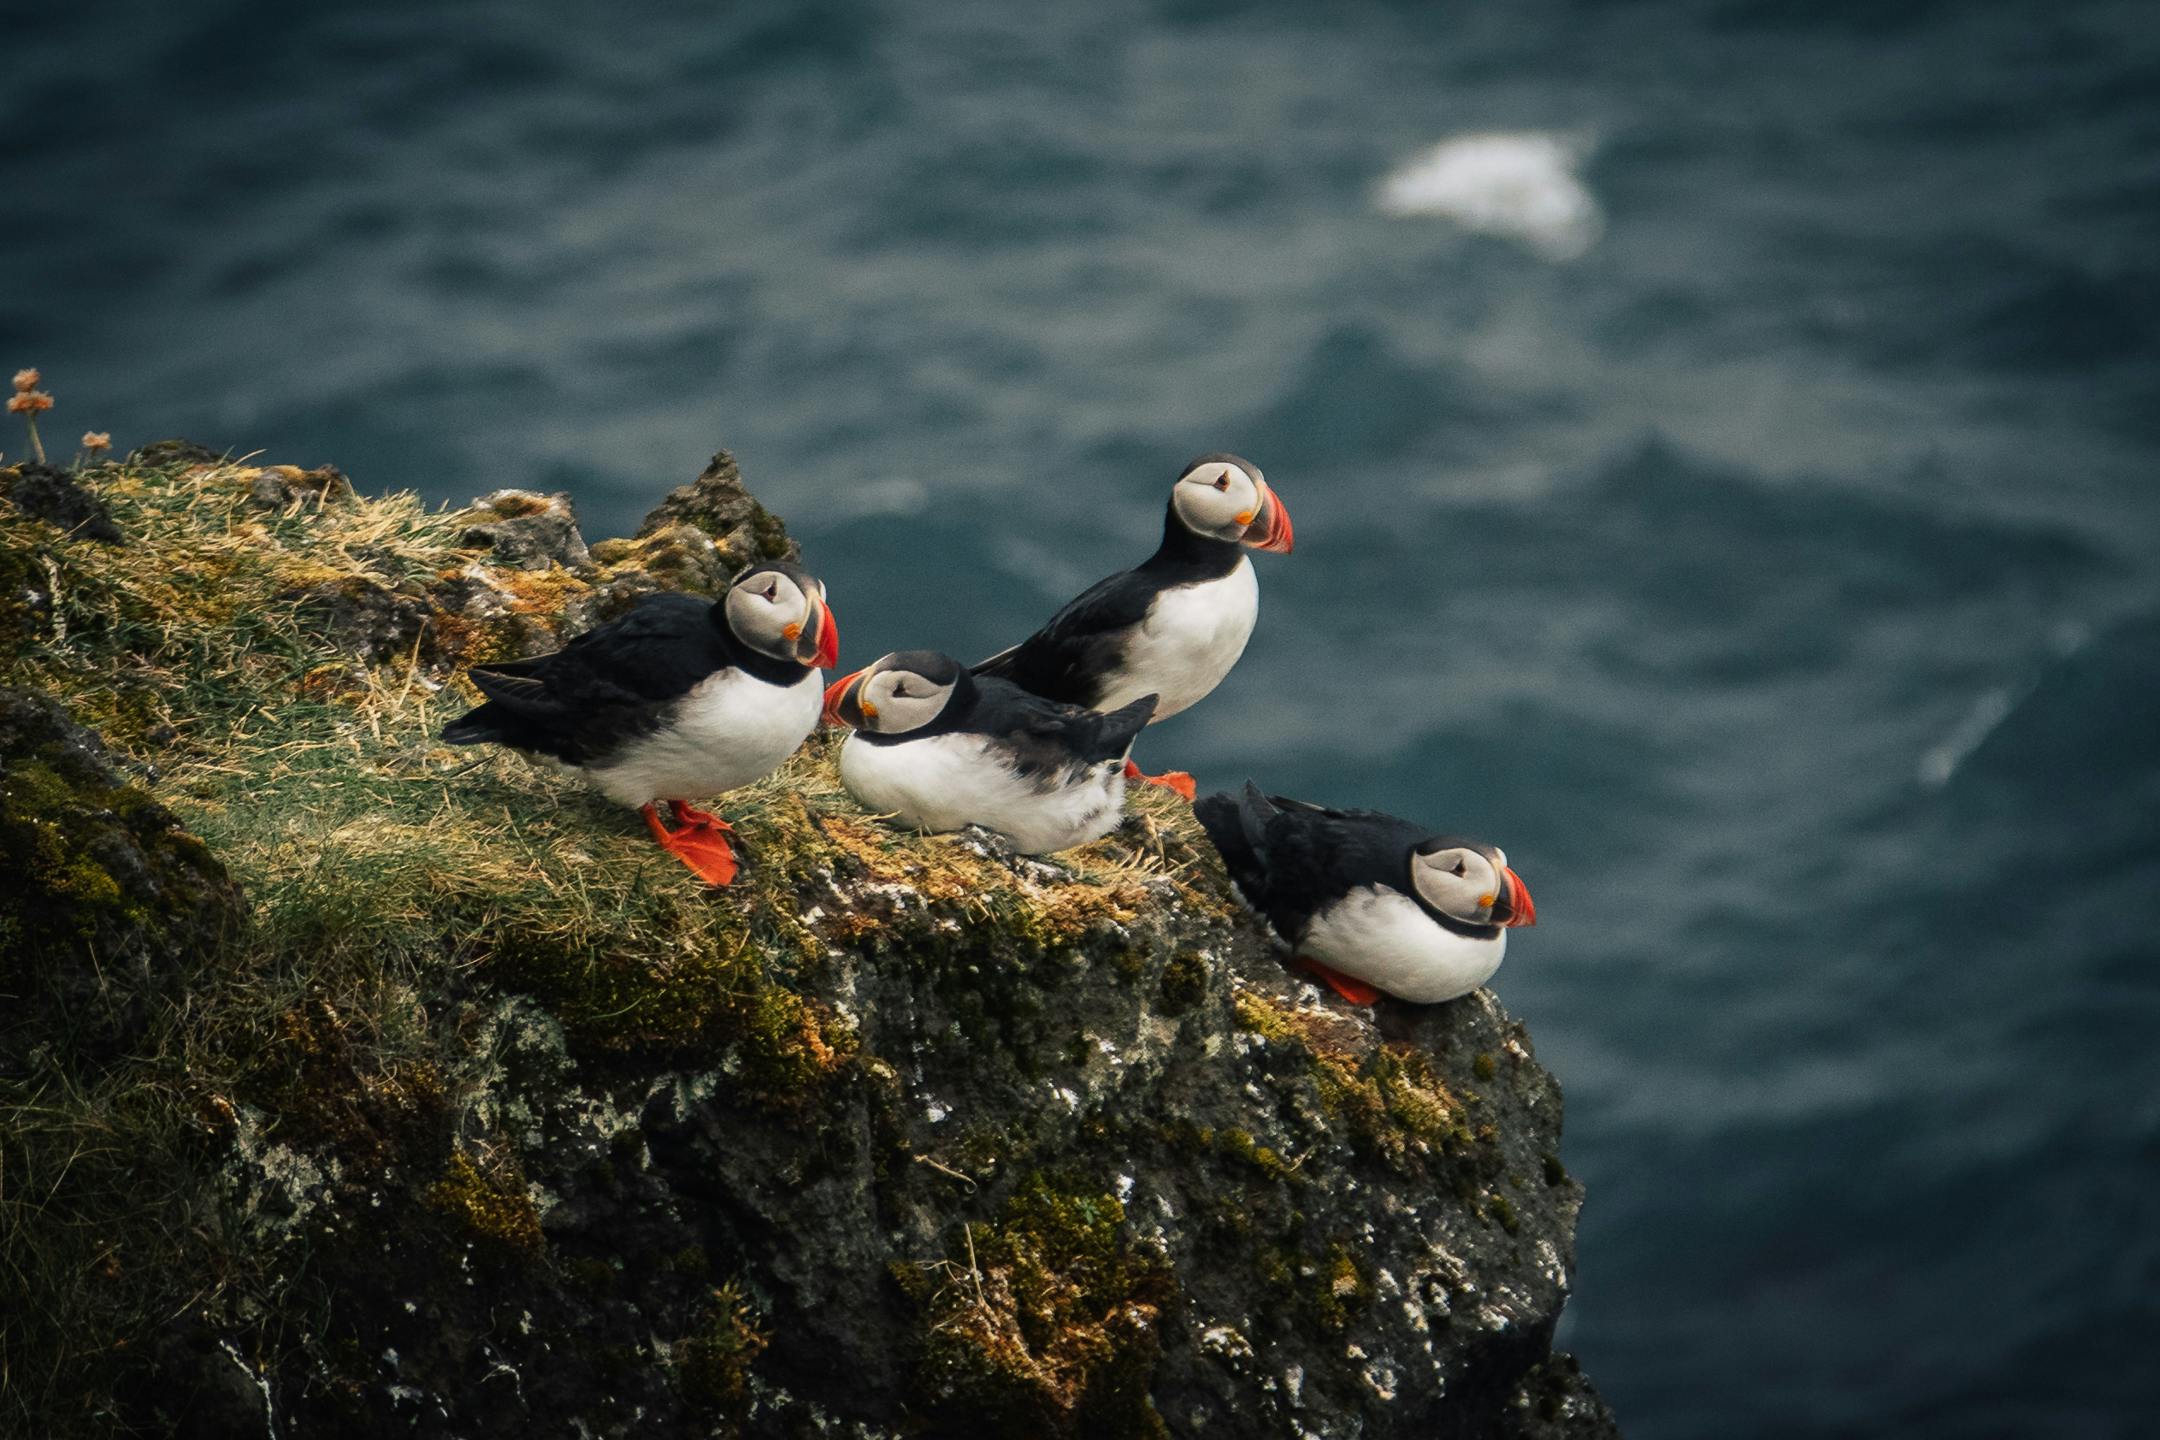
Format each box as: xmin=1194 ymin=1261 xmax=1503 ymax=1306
xmin=1376 ymin=131 xmax=1603 ymax=261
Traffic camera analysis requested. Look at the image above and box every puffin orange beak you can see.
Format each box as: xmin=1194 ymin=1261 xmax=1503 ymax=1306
xmin=796 ymin=596 xmax=840 ymax=669
xmin=1497 ymin=867 xmax=1537 ymax=928
xmin=1243 ymin=483 xmax=1294 ymax=554
xmin=822 ymin=668 xmax=865 ymax=728
xmin=813 ymin=597 xmax=840 ymax=669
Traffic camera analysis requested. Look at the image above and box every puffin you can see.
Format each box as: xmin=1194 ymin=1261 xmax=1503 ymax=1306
xmin=440 ymin=561 xmax=838 ymax=885
xmin=973 ymin=452 xmax=1292 ymax=801
xmin=1195 ymin=783 xmax=1536 ymax=1005
xmin=822 ymin=650 xmax=1158 ymax=855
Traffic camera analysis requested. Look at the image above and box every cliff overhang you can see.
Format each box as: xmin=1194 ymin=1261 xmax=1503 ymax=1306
xmin=0 ymin=443 xmax=1616 ymax=1438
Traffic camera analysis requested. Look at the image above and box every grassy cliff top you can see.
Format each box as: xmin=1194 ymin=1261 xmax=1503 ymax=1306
xmin=0 ymin=444 xmax=1609 ymax=1439
xmin=1 ymin=444 xmax=1202 ymax=1049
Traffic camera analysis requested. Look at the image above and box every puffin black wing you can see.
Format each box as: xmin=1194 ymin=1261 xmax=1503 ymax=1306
xmin=1196 ymin=783 xmax=1428 ymax=938
xmin=968 ymin=679 xmax=1159 ymax=777
xmin=440 ymin=593 xmax=732 ymax=764
xmin=972 ymin=569 xmax=1159 ymax=708
xmin=1080 ymin=693 xmax=1158 ymax=764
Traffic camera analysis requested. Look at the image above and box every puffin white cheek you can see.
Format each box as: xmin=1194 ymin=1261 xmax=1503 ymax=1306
xmin=1228 ymin=473 xmax=1260 ymax=525
xmin=1178 ymin=481 xmax=1244 ymax=537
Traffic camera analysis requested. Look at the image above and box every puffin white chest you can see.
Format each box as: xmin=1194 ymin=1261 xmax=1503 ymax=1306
xmin=1300 ymin=885 xmax=1507 ymax=1005
xmin=1103 ymin=557 xmax=1258 ymax=718
xmin=838 ymin=733 xmax=1129 ymax=855
xmin=584 ymin=666 xmax=822 ymax=808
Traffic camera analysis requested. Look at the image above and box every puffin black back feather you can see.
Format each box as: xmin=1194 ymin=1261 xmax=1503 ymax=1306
xmin=973 ymin=499 xmax=1245 ymax=709
xmin=992 ymin=690 xmax=1158 ymax=779
xmin=440 ymin=591 xmax=785 ymax=766
xmin=1197 ymin=782 xmax=1499 ymax=941
xmin=853 ymin=662 xmax=1158 ymax=777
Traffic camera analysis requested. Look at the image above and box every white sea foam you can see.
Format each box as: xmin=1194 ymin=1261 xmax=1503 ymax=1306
xmin=1918 ymin=686 xmax=2017 ymax=790
xmin=1376 ymin=131 xmax=1603 ymax=261
xmin=1917 ymin=624 xmax=2088 ymax=789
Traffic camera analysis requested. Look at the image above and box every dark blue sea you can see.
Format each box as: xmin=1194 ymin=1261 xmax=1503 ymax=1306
xmin=7 ymin=2 xmax=2158 ymax=1434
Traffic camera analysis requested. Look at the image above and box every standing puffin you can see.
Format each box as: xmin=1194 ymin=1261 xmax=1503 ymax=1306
xmin=441 ymin=561 xmax=838 ymax=885
xmin=823 ymin=650 xmax=1158 ymax=855
xmin=974 ymin=453 xmax=1292 ymax=801
xmin=1195 ymin=783 xmax=1536 ymax=1005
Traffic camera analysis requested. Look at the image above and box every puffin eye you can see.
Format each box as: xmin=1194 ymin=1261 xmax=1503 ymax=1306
xmin=1214 ymin=475 xmax=1230 ymax=491
xmin=1451 ymin=860 xmax=1466 ymax=877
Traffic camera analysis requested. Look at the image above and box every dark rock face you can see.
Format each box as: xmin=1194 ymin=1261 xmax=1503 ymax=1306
xmin=1502 ymin=1354 xmax=1623 ymax=1438
xmin=1 ymin=462 xmax=124 ymax=543
xmin=0 ymin=687 xmax=243 ymax=1074
xmin=221 ymin=826 xmax=1611 ymax=1439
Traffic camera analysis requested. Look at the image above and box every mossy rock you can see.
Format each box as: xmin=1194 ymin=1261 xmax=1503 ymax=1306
xmin=909 ymin=1174 xmax=1174 ymax=1439
xmin=637 ymin=449 xmax=800 ymax=568
xmin=0 ymin=461 xmax=123 ymax=543
xmin=0 ymin=685 xmax=242 ymax=1072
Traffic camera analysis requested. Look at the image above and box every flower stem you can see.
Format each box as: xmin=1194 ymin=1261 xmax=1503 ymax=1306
xmin=25 ymin=416 xmax=44 ymax=465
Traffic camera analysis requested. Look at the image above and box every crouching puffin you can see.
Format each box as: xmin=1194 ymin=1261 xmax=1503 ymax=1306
xmin=973 ymin=453 xmax=1292 ymax=801
xmin=1195 ymin=783 xmax=1536 ymax=1005
xmin=441 ymin=562 xmax=838 ymax=885
xmin=823 ymin=650 xmax=1158 ymax=855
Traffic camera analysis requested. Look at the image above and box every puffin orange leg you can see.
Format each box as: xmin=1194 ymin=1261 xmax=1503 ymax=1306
xmin=669 ymin=799 xmax=729 ymax=831
xmin=1122 ymin=760 xmax=1198 ymax=803
xmin=640 ymin=803 xmax=741 ymax=887
xmin=1293 ymin=956 xmax=1383 ymax=1006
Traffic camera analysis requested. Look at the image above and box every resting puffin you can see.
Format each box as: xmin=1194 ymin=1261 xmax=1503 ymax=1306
xmin=1195 ymin=783 xmax=1536 ymax=1005
xmin=823 ymin=650 xmax=1158 ymax=855
xmin=974 ymin=453 xmax=1292 ymax=801
xmin=441 ymin=561 xmax=838 ymax=885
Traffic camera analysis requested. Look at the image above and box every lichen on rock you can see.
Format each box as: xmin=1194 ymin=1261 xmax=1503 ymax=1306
xmin=0 ymin=442 xmax=1617 ymax=1438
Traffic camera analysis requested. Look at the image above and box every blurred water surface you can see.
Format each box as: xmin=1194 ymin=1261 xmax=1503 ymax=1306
xmin=6 ymin=2 xmax=2159 ymax=1434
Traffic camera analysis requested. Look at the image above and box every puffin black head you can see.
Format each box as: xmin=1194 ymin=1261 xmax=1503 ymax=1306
xmin=723 ymin=561 xmax=839 ymax=668
xmin=1169 ymin=453 xmax=1294 ymax=553
xmin=1408 ymin=837 xmax=1537 ymax=930
xmin=823 ymin=650 xmax=968 ymax=734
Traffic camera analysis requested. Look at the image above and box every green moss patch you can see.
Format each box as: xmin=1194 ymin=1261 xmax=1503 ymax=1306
xmin=425 ymin=1150 xmax=544 ymax=1258
xmin=906 ymin=1174 xmax=1175 ymax=1439
xmin=674 ymin=1278 xmax=770 ymax=1417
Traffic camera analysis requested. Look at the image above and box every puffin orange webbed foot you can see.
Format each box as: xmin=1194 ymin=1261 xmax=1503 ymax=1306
xmin=1123 ymin=760 xmax=1198 ymax=803
xmin=641 ymin=802 xmax=741 ymax=887
xmin=668 ymin=799 xmax=730 ymax=832
xmin=1293 ymin=955 xmax=1383 ymax=1007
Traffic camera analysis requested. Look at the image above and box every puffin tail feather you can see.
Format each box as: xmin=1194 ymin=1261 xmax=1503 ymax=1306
xmin=1195 ymin=780 xmax=1271 ymax=897
xmin=1234 ymin=781 xmax=1280 ymax=849
xmin=1092 ymin=693 xmax=1158 ymax=764
xmin=440 ymin=705 xmax=502 ymax=746
xmin=468 ymin=666 xmax=554 ymax=711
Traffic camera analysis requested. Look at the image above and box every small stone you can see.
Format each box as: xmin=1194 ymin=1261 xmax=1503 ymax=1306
xmin=458 ymin=489 xmax=592 ymax=572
